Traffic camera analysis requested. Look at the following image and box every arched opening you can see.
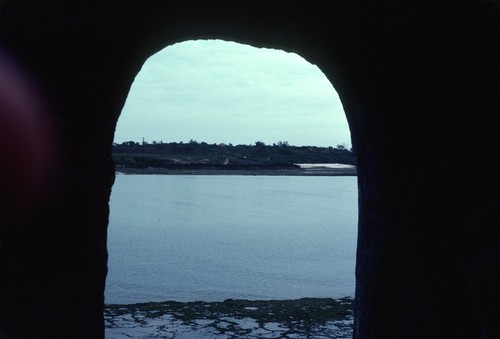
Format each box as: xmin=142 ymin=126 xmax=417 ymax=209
xmin=113 ymin=39 xmax=351 ymax=147
xmin=105 ymin=39 xmax=358 ymax=337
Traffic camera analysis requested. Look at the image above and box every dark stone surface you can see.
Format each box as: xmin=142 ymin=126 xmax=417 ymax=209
xmin=0 ymin=1 xmax=499 ymax=338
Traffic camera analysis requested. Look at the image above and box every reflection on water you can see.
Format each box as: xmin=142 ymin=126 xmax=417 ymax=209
xmin=105 ymin=175 xmax=358 ymax=304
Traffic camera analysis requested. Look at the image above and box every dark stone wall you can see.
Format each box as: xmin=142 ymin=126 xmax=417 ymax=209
xmin=0 ymin=1 xmax=498 ymax=338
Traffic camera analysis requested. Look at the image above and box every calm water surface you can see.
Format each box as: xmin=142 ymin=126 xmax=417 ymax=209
xmin=105 ymin=175 xmax=358 ymax=304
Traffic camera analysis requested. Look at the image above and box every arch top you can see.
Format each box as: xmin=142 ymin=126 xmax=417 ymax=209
xmin=116 ymin=38 xmax=350 ymax=148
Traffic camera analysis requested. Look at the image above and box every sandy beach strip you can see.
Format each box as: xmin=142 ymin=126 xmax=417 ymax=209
xmin=115 ymin=164 xmax=357 ymax=176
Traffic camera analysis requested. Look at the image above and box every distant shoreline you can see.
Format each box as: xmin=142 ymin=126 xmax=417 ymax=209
xmin=115 ymin=166 xmax=357 ymax=176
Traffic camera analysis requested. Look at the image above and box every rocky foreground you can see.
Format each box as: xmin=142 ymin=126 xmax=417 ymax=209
xmin=104 ymin=297 xmax=354 ymax=338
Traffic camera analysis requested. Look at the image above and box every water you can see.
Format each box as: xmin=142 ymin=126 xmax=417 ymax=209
xmin=105 ymin=175 xmax=358 ymax=304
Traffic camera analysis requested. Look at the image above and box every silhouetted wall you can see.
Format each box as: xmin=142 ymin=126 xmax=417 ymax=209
xmin=0 ymin=1 xmax=499 ymax=338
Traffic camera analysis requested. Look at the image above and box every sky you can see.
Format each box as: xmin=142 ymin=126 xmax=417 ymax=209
xmin=114 ymin=39 xmax=350 ymax=148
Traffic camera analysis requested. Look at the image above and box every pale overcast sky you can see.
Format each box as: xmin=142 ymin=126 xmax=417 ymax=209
xmin=114 ymin=39 xmax=350 ymax=147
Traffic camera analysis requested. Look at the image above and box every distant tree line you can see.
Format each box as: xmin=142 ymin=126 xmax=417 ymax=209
xmin=112 ymin=140 xmax=356 ymax=169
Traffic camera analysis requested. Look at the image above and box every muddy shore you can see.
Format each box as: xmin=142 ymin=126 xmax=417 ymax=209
xmin=105 ymin=297 xmax=354 ymax=338
xmin=115 ymin=166 xmax=357 ymax=176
